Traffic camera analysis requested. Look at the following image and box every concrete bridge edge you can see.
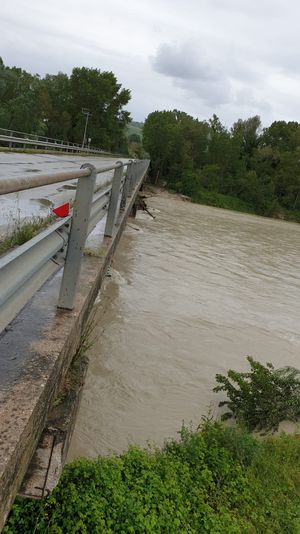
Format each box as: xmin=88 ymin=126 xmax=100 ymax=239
xmin=0 ymin=171 xmax=147 ymax=530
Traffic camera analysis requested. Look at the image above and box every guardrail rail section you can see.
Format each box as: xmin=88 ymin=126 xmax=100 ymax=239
xmin=0 ymin=127 xmax=104 ymax=154
xmin=0 ymin=159 xmax=149 ymax=333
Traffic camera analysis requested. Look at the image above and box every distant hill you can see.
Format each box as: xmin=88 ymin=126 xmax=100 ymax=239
xmin=125 ymin=121 xmax=143 ymax=140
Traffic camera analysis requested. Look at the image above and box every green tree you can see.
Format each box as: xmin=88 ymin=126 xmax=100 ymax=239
xmin=0 ymin=60 xmax=131 ymax=151
xmin=69 ymin=67 xmax=131 ymax=150
xmin=143 ymin=110 xmax=179 ymax=181
xmin=0 ymin=59 xmax=42 ymax=132
xmin=262 ymin=120 xmax=300 ymax=152
xmin=39 ymin=72 xmax=71 ymax=139
xmin=143 ymin=110 xmax=209 ymax=185
xmin=231 ymin=115 xmax=261 ymax=167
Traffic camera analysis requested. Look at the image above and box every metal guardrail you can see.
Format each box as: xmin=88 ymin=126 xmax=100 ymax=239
xmin=0 ymin=128 xmax=105 ymax=154
xmin=0 ymin=159 xmax=149 ymax=332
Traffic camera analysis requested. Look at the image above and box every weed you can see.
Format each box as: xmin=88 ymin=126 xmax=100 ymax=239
xmin=0 ymin=214 xmax=55 ymax=256
xmin=52 ymin=316 xmax=96 ymax=407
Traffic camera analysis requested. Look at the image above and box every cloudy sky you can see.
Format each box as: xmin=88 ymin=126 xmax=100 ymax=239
xmin=2 ymin=0 xmax=300 ymax=127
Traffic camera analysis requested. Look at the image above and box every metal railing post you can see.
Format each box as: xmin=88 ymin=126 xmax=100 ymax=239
xmin=125 ymin=161 xmax=133 ymax=197
xmin=120 ymin=161 xmax=133 ymax=209
xmin=134 ymin=162 xmax=140 ymax=187
xmin=128 ymin=161 xmax=136 ymax=196
xmin=57 ymin=163 xmax=97 ymax=309
xmin=104 ymin=162 xmax=124 ymax=237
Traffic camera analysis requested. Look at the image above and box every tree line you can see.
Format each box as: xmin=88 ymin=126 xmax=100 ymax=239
xmin=0 ymin=58 xmax=131 ymax=152
xmin=2 ymin=57 xmax=300 ymax=219
xmin=143 ymin=110 xmax=300 ymax=219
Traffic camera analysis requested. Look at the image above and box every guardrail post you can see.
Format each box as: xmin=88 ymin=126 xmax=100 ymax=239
xmin=57 ymin=163 xmax=97 ymax=310
xmin=134 ymin=162 xmax=140 ymax=187
xmin=104 ymin=162 xmax=124 ymax=237
xmin=128 ymin=161 xmax=136 ymax=196
xmin=134 ymin=161 xmax=140 ymax=188
xmin=124 ymin=160 xmax=133 ymax=197
xmin=120 ymin=161 xmax=133 ymax=209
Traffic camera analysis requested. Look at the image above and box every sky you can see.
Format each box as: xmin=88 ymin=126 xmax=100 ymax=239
xmin=1 ymin=0 xmax=300 ymax=127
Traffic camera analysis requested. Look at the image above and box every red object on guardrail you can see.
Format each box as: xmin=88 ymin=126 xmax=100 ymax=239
xmin=52 ymin=202 xmax=70 ymax=217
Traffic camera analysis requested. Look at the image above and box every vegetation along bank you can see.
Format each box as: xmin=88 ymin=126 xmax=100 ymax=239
xmin=4 ymin=358 xmax=300 ymax=533
xmin=143 ymin=110 xmax=300 ymax=221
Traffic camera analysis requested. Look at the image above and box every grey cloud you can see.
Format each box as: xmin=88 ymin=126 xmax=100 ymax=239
xmin=152 ymin=42 xmax=217 ymax=81
xmin=150 ymin=39 xmax=276 ymax=119
xmin=234 ymin=88 xmax=272 ymax=115
xmin=174 ymin=78 xmax=232 ymax=107
xmin=2 ymin=0 xmax=300 ymax=126
xmin=151 ymin=41 xmax=232 ymax=107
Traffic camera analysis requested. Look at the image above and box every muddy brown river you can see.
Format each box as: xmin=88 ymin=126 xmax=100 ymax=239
xmin=68 ymin=194 xmax=300 ymax=459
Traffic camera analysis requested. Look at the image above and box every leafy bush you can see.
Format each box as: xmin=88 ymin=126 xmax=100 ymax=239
xmin=214 ymin=356 xmax=300 ymax=432
xmin=4 ymin=422 xmax=252 ymax=533
xmin=5 ymin=421 xmax=300 ymax=533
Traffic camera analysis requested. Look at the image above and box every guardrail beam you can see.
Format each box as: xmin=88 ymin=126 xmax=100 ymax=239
xmin=0 ymin=158 xmax=150 ymax=326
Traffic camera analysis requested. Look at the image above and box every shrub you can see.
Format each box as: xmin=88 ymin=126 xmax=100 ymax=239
xmin=4 ymin=422 xmax=300 ymax=533
xmin=214 ymin=356 xmax=300 ymax=432
xmin=3 ymin=422 xmax=255 ymax=533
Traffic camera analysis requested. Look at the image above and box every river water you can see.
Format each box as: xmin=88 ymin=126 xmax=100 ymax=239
xmin=68 ymin=193 xmax=300 ymax=459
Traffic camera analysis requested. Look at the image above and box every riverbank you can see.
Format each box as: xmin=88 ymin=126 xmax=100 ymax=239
xmin=3 ymin=191 xmax=300 ymax=531
xmin=163 ymin=183 xmax=300 ymax=223
xmin=4 ymin=421 xmax=300 ymax=533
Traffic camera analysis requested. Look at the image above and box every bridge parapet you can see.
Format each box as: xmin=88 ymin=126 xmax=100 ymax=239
xmin=0 ymin=127 xmax=105 ymax=154
xmin=0 ymin=159 xmax=149 ymax=332
xmin=0 ymin=158 xmax=149 ymax=529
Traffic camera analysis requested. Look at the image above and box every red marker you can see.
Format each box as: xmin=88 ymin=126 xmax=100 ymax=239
xmin=52 ymin=202 xmax=70 ymax=218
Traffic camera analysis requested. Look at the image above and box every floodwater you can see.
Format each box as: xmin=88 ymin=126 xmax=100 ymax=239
xmin=68 ymin=194 xmax=300 ymax=459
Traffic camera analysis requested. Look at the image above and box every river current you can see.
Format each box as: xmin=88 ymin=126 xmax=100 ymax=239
xmin=68 ymin=193 xmax=300 ymax=458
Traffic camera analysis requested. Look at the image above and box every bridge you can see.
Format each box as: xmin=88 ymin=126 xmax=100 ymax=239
xmin=0 ymin=155 xmax=149 ymax=529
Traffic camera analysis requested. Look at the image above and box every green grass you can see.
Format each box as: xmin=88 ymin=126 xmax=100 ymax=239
xmin=0 ymin=215 xmax=54 ymax=256
xmin=192 ymin=189 xmax=300 ymax=223
xmin=280 ymin=207 xmax=300 ymax=223
xmin=170 ymin=184 xmax=256 ymax=214
xmin=4 ymin=421 xmax=300 ymax=533
xmin=173 ymin=181 xmax=300 ymax=222
xmin=191 ymin=189 xmax=256 ymax=214
xmin=172 ymin=182 xmax=300 ymax=222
